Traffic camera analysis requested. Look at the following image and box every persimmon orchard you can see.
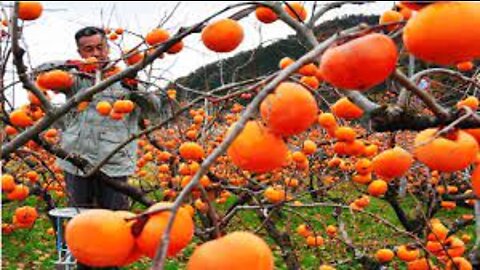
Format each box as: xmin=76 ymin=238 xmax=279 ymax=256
xmin=2 ymin=1 xmax=480 ymax=270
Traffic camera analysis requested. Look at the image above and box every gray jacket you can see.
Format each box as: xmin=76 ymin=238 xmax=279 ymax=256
xmin=54 ymin=70 xmax=162 ymax=177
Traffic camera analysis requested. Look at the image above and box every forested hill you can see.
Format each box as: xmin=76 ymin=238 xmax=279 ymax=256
xmin=175 ymin=14 xmax=380 ymax=99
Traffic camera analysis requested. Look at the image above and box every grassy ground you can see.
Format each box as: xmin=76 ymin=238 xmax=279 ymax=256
xmin=2 ymin=183 xmax=476 ymax=270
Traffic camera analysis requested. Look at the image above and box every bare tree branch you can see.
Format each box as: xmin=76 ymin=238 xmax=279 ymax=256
xmin=151 ymin=24 xmax=366 ymax=269
xmin=10 ymin=1 xmax=53 ymax=114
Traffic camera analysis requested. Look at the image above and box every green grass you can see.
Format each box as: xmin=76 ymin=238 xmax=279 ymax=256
xmin=2 ymin=184 xmax=477 ymax=270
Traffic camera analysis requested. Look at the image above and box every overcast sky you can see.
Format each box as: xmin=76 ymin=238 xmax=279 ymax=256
xmin=5 ymin=1 xmax=394 ymax=107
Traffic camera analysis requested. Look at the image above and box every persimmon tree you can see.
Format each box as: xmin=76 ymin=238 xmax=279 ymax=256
xmin=2 ymin=1 xmax=480 ymax=270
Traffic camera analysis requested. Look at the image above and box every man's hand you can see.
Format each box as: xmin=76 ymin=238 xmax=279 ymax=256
xmin=129 ymin=91 xmax=163 ymax=120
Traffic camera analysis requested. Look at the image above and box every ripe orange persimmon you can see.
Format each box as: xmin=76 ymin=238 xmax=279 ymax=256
xmin=414 ymin=129 xmax=478 ymax=172
xmin=445 ymin=257 xmax=472 ymax=270
xmin=7 ymin=184 xmax=30 ymax=201
xmin=355 ymin=158 xmax=372 ymax=175
xmin=26 ymin=170 xmax=39 ymax=183
xmin=18 ymin=1 xmax=43 ymax=21
xmin=284 ymin=2 xmax=307 ymax=21
xmin=403 ymin=2 xmax=480 ymax=65
xmin=379 ymin=10 xmax=404 ymax=31
xmin=201 ymin=19 xmax=244 ymax=53
xmin=397 ymin=245 xmax=419 ymax=262
xmin=264 ymin=186 xmax=286 ymax=204
xmin=306 ymin=235 xmax=324 ymax=247
xmin=255 ymin=6 xmax=278 ymax=24
xmin=302 ymin=140 xmax=317 ymax=155
xmin=36 ymin=70 xmax=74 ymax=92
xmin=2 ymin=174 xmax=16 ymax=193
xmin=124 ymin=49 xmax=144 ymax=66
xmin=372 ymin=146 xmax=413 ymax=180
xmin=65 ymin=209 xmax=135 ymax=267
xmin=376 ymin=248 xmax=394 ymax=263
xmin=407 ymin=258 xmax=436 ymax=270
xmin=260 ymin=82 xmax=318 ymax=136
xmin=227 ymin=121 xmax=288 ymax=173
xmin=457 ymin=61 xmax=474 ymax=72
xmin=14 ymin=206 xmax=38 ymax=225
xmin=167 ymin=40 xmax=184 ymax=54
xmin=145 ymin=28 xmax=170 ymax=46
xmin=300 ymin=76 xmax=320 ymax=90
xmin=5 ymin=125 xmax=18 ymax=136
xmin=368 ymin=179 xmax=388 ymax=197
xmin=187 ymin=231 xmax=274 ymax=270
xmin=297 ymin=224 xmax=312 ymax=238
xmin=318 ymin=113 xmax=337 ymax=129
xmin=335 ymin=126 xmax=356 ymax=142
xmin=279 ymin=57 xmax=294 ymax=69
xmin=113 ymin=100 xmax=135 ymax=114
xmin=96 ymin=101 xmax=112 ymax=116
xmin=320 ymin=33 xmax=398 ymax=91
xmin=471 ymin=165 xmax=480 ymax=197
xmin=136 ymin=202 xmax=194 ymax=258
xmin=9 ymin=109 xmax=33 ymax=128
xmin=331 ymin=97 xmax=364 ymax=120
xmin=457 ymin=96 xmax=479 ymax=111
xmin=298 ymin=63 xmax=317 ymax=76
xmin=179 ymin=142 xmax=205 ymax=161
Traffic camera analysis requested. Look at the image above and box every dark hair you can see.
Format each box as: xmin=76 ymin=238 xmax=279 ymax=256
xmin=75 ymin=26 xmax=106 ymax=44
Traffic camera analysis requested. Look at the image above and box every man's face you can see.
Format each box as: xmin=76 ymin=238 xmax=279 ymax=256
xmin=77 ymin=34 xmax=109 ymax=62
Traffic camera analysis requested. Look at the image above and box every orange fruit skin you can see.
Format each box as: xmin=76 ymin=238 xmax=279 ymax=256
xmin=284 ymin=2 xmax=307 ymax=21
xmin=6 ymin=184 xmax=29 ymax=201
xmin=96 ymin=101 xmax=112 ymax=116
xmin=403 ymin=2 xmax=480 ymax=65
xmin=65 ymin=209 xmax=135 ymax=267
xmin=457 ymin=61 xmax=474 ymax=72
xmin=179 ymin=142 xmax=205 ymax=161
xmin=36 ymin=70 xmax=74 ymax=92
xmin=414 ymin=129 xmax=479 ymax=172
xmin=464 ymin=129 xmax=480 ymax=145
xmin=145 ymin=28 xmax=170 ymax=46
xmin=320 ymin=33 xmax=398 ymax=91
xmin=18 ymin=1 xmax=43 ymax=21
xmin=201 ymin=19 xmax=244 ymax=53
xmin=300 ymin=76 xmax=320 ymax=89
xmin=113 ymin=100 xmax=135 ymax=113
xmin=368 ymin=180 xmax=388 ymax=197
xmin=375 ymin=248 xmax=394 ymax=263
xmin=255 ymin=7 xmax=278 ymax=24
xmin=397 ymin=245 xmax=420 ymax=262
xmin=372 ymin=146 xmax=413 ymax=180
xmin=446 ymin=257 xmax=472 ymax=270
xmin=227 ymin=121 xmax=288 ymax=173
xmin=318 ymin=113 xmax=337 ymax=129
xmin=136 ymin=202 xmax=194 ymax=259
xmin=5 ymin=125 xmax=18 ymax=135
xmin=187 ymin=231 xmax=274 ymax=270
xmin=331 ymin=97 xmax=364 ymax=120
xmin=471 ymin=165 xmax=480 ymax=197
xmin=379 ymin=10 xmax=404 ymax=31
xmin=407 ymin=258 xmax=435 ymax=270
xmin=14 ymin=206 xmax=38 ymax=224
xmin=279 ymin=57 xmax=294 ymax=69
xmin=2 ymin=174 xmax=16 ymax=192
xmin=124 ymin=50 xmax=144 ymax=66
xmin=456 ymin=96 xmax=479 ymax=111
xmin=260 ymin=82 xmax=318 ymax=136
xmin=168 ymin=40 xmax=184 ymax=54
xmin=9 ymin=110 xmax=34 ymax=128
